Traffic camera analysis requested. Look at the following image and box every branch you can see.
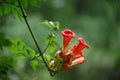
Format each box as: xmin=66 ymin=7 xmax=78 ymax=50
xmin=16 ymin=0 xmax=54 ymax=76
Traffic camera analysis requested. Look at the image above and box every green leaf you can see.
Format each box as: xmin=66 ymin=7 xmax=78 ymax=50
xmin=49 ymin=21 xmax=60 ymax=31
xmin=0 ymin=56 xmax=15 ymax=79
xmin=10 ymin=38 xmax=37 ymax=60
xmin=0 ymin=33 xmax=12 ymax=48
xmin=49 ymin=41 xmax=58 ymax=53
xmin=53 ymin=21 xmax=60 ymax=31
xmin=12 ymin=38 xmax=21 ymax=46
xmin=15 ymin=53 xmax=25 ymax=60
xmin=45 ymin=34 xmax=54 ymax=43
xmin=45 ymin=33 xmax=59 ymax=53
xmin=41 ymin=20 xmax=53 ymax=29
xmin=41 ymin=21 xmax=60 ymax=31
xmin=26 ymin=47 xmax=35 ymax=59
xmin=35 ymin=54 xmax=42 ymax=60
xmin=17 ymin=12 xmax=23 ymax=21
xmin=12 ymin=39 xmax=25 ymax=50
xmin=11 ymin=8 xmax=18 ymax=18
xmin=30 ymin=60 xmax=38 ymax=71
xmin=43 ymin=54 xmax=51 ymax=63
xmin=10 ymin=45 xmax=19 ymax=53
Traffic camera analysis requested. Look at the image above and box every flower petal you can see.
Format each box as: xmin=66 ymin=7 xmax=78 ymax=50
xmin=71 ymin=57 xmax=85 ymax=66
xmin=78 ymin=38 xmax=90 ymax=49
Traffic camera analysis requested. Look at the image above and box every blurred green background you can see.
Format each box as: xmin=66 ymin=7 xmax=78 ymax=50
xmin=0 ymin=0 xmax=120 ymax=80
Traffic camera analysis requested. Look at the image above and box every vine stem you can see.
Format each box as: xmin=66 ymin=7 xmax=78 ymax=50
xmin=16 ymin=0 xmax=54 ymax=76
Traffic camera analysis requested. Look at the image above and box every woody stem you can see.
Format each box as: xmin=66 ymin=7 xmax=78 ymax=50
xmin=17 ymin=0 xmax=53 ymax=75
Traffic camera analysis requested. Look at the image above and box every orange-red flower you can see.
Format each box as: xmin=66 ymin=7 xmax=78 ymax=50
xmin=61 ymin=29 xmax=76 ymax=53
xmin=50 ymin=29 xmax=90 ymax=71
xmin=69 ymin=38 xmax=89 ymax=58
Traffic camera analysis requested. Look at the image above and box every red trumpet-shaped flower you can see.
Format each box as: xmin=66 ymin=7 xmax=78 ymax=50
xmin=70 ymin=38 xmax=90 ymax=58
xmin=61 ymin=29 xmax=76 ymax=53
xmin=50 ymin=29 xmax=90 ymax=71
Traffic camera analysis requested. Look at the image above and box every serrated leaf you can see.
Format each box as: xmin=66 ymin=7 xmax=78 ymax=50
xmin=30 ymin=60 xmax=38 ymax=71
xmin=16 ymin=53 xmax=25 ymax=60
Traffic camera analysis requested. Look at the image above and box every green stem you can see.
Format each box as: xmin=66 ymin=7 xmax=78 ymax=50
xmin=16 ymin=0 xmax=52 ymax=74
xmin=32 ymin=34 xmax=53 ymax=60
xmin=42 ymin=34 xmax=53 ymax=53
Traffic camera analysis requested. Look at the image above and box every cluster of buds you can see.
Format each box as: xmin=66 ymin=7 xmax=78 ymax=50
xmin=50 ymin=29 xmax=90 ymax=71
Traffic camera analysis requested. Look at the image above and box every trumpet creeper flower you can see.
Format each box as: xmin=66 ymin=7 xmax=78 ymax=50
xmin=50 ymin=29 xmax=90 ymax=71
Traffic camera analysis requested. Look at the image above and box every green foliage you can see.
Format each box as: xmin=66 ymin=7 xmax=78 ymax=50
xmin=0 ymin=0 xmax=63 ymax=78
xmin=10 ymin=38 xmax=36 ymax=60
xmin=43 ymin=53 xmax=51 ymax=63
xmin=26 ymin=47 xmax=36 ymax=59
xmin=15 ymin=52 xmax=25 ymax=60
xmin=45 ymin=34 xmax=59 ymax=53
xmin=41 ymin=20 xmax=60 ymax=31
xmin=30 ymin=60 xmax=38 ymax=71
xmin=41 ymin=21 xmax=60 ymax=54
xmin=0 ymin=33 xmax=12 ymax=50
xmin=2 ymin=5 xmax=11 ymax=15
xmin=0 ymin=0 xmax=38 ymax=19
xmin=0 ymin=56 xmax=15 ymax=80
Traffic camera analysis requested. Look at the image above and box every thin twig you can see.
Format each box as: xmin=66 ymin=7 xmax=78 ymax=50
xmin=42 ymin=34 xmax=53 ymax=53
